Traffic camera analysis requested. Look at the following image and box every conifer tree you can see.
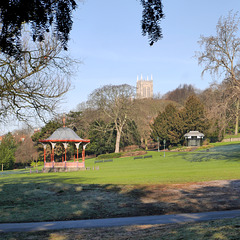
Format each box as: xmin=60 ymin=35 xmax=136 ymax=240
xmin=151 ymin=104 xmax=183 ymax=146
xmin=0 ymin=133 xmax=17 ymax=170
xmin=181 ymin=95 xmax=209 ymax=133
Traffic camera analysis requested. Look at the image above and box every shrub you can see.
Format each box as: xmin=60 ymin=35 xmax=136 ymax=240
xmin=96 ymin=152 xmax=123 ymax=160
xmin=203 ymin=138 xmax=210 ymax=145
xmin=30 ymin=160 xmax=44 ymax=168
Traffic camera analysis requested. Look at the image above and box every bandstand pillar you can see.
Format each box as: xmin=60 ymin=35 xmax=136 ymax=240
xmin=42 ymin=144 xmax=47 ymax=163
xmin=42 ymin=144 xmax=47 ymax=168
xmin=63 ymin=143 xmax=68 ymax=162
xmin=75 ymin=142 xmax=81 ymax=162
xmin=50 ymin=142 xmax=56 ymax=167
xmin=82 ymin=143 xmax=89 ymax=166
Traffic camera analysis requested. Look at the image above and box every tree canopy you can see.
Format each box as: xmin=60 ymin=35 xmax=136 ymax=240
xmin=151 ymin=103 xmax=183 ymax=146
xmin=87 ymin=84 xmax=135 ymax=153
xmin=181 ymin=95 xmax=209 ymax=134
xmin=196 ymin=11 xmax=240 ymax=135
xmin=0 ymin=34 xmax=74 ymax=123
xmin=163 ymin=84 xmax=197 ymax=106
xmin=0 ymin=0 xmax=77 ymax=58
xmin=0 ymin=133 xmax=17 ymax=170
xmin=140 ymin=0 xmax=164 ymax=46
xmin=0 ymin=0 xmax=164 ymax=58
xmin=151 ymin=96 xmax=210 ymax=146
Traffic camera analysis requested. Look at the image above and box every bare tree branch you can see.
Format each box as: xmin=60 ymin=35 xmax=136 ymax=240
xmin=196 ymin=11 xmax=240 ymax=135
xmin=0 ymin=32 xmax=80 ymax=123
xmin=87 ymin=84 xmax=135 ymax=153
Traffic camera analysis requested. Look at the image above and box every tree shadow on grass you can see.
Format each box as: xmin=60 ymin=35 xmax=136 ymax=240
xmin=181 ymin=143 xmax=240 ymax=162
xmin=0 ymin=174 xmax=164 ymax=223
xmin=1 ymin=172 xmax=240 ymax=226
xmin=170 ymin=179 xmax=240 ymax=214
xmin=182 ymin=151 xmax=240 ymax=162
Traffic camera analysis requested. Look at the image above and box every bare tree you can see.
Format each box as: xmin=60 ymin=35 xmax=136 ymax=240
xmin=199 ymin=84 xmax=225 ymax=138
xmin=196 ymin=11 xmax=240 ymax=135
xmin=163 ymin=84 xmax=197 ymax=105
xmin=15 ymin=135 xmax=37 ymax=165
xmin=0 ymin=32 xmax=77 ymax=123
xmin=87 ymin=84 xmax=135 ymax=153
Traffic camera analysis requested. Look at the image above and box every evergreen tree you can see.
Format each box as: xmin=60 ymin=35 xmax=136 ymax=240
xmin=87 ymin=119 xmax=141 ymax=156
xmin=181 ymin=95 xmax=209 ymax=133
xmin=0 ymin=133 xmax=17 ymax=170
xmin=87 ymin=120 xmax=116 ymax=156
xmin=31 ymin=119 xmax=63 ymax=161
xmin=120 ymin=120 xmax=141 ymax=148
xmin=151 ymin=104 xmax=183 ymax=146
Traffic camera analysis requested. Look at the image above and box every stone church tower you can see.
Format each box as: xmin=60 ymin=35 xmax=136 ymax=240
xmin=136 ymin=75 xmax=153 ymax=99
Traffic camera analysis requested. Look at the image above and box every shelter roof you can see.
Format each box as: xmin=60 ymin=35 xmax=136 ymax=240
xmin=39 ymin=127 xmax=90 ymax=143
xmin=184 ymin=131 xmax=204 ymax=138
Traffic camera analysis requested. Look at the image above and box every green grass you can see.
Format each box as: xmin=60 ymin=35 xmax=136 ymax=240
xmin=2 ymin=141 xmax=240 ymax=185
xmin=56 ymin=142 xmax=240 ymax=185
xmin=1 ymin=142 xmax=240 ymax=223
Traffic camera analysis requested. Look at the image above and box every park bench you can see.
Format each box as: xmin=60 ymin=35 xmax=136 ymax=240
xmin=104 ymin=159 xmax=113 ymax=162
xmin=134 ymin=156 xmax=143 ymax=160
xmin=94 ymin=159 xmax=113 ymax=164
xmin=94 ymin=160 xmax=103 ymax=164
xmin=144 ymin=155 xmax=152 ymax=159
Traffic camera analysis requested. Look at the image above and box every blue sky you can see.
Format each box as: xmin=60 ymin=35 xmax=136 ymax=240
xmin=61 ymin=0 xmax=239 ymax=113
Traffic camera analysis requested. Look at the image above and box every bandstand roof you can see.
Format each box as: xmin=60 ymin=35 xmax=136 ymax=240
xmin=39 ymin=127 xmax=90 ymax=143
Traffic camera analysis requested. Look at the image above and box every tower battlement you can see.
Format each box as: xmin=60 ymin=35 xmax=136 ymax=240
xmin=136 ymin=75 xmax=153 ymax=99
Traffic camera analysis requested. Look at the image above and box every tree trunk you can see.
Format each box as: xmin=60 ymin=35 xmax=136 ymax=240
xmin=235 ymin=98 xmax=239 ymax=135
xmin=115 ymin=129 xmax=121 ymax=153
xmin=145 ymin=138 xmax=148 ymax=150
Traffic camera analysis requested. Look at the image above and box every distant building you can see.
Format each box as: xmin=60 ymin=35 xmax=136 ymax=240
xmin=34 ymin=128 xmax=40 ymax=134
xmin=136 ymin=75 xmax=153 ymax=99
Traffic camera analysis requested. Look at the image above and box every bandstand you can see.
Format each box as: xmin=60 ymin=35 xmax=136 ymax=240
xmin=39 ymin=119 xmax=90 ymax=171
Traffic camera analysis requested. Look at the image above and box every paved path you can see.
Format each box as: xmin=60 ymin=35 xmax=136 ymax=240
xmin=1 ymin=209 xmax=240 ymax=233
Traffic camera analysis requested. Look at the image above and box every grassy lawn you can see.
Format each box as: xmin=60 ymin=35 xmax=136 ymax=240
xmin=1 ymin=217 xmax=240 ymax=240
xmin=0 ymin=142 xmax=240 ymax=224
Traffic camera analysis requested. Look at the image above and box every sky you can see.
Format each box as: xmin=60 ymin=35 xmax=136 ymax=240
xmin=60 ymin=0 xmax=239 ymax=113
xmin=1 ymin=0 xmax=239 ymax=134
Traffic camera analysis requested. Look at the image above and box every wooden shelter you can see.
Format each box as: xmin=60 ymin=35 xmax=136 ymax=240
xmin=184 ymin=131 xmax=204 ymax=147
xmin=39 ymin=119 xmax=90 ymax=171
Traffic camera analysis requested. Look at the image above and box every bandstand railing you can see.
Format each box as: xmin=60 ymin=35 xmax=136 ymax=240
xmin=44 ymin=161 xmax=85 ymax=169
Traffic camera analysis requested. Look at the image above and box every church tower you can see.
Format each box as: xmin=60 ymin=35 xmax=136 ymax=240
xmin=136 ymin=75 xmax=153 ymax=99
